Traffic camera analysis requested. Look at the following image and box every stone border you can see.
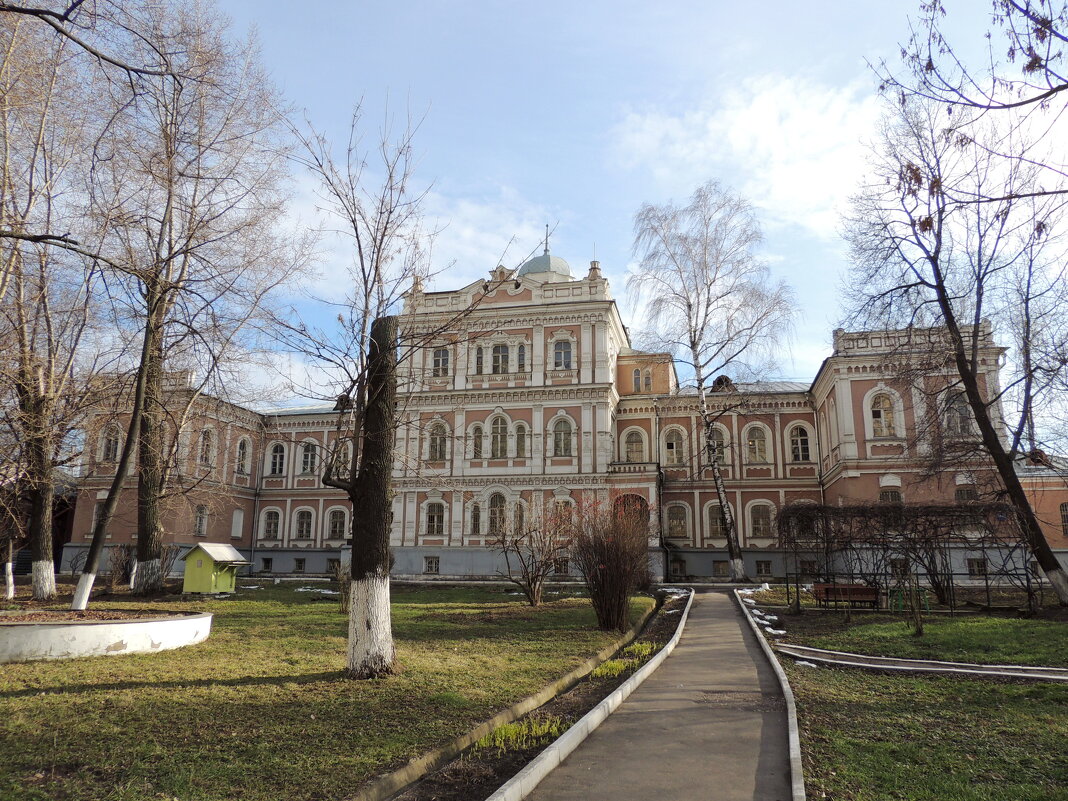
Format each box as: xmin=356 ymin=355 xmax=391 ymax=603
xmin=734 ymin=590 xmax=807 ymax=801
xmin=0 ymin=612 xmax=213 ymax=663
xmin=351 ymin=597 xmax=663 ymax=801
xmin=776 ymin=643 xmax=1068 ymax=682
xmin=484 ymin=589 xmax=695 ymax=801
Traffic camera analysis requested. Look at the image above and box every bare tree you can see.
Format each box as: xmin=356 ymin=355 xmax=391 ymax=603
xmin=0 ymin=19 xmax=110 ymax=599
xmin=68 ymin=1 xmax=299 ymax=607
xmin=490 ymin=503 xmax=574 ymax=607
xmin=628 ymin=180 xmax=796 ymax=582
xmin=877 ymin=1 xmax=1068 ymax=202
xmin=844 ymin=96 xmax=1068 ymax=604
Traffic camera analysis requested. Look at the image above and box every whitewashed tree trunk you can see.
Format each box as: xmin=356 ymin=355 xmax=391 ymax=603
xmin=1049 ymin=568 xmax=1068 ymax=605
xmin=31 ymin=560 xmax=56 ymax=600
xmin=71 ymin=572 xmax=95 ymax=610
xmin=128 ymin=557 xmax=138 ymax=590
xmin=133 ymin=558 xmax=161 ymax=595
xmin=4 ymin=561 xmax=13 ymax=600
xmin=347 ymin=573 xmax=395 ymax=678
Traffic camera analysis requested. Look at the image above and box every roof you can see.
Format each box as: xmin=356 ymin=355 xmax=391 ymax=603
xmin=676 ymin=381 xmax=810 ymax=395
xmin=180 ymin=543 xmax=250 ymax=564
xmin=516 ymin=248 xmax=573 ymax=279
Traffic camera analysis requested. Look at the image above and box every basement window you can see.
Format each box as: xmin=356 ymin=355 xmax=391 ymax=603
xmin=424 ymin=556 xmax=440 ymax=575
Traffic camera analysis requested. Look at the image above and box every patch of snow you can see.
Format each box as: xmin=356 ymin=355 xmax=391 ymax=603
xmin=795 ymin=660 xmax=818 ymax=668
xmin=737 ymin=588 xmax=756 ymax=595
xmin=742 ymin=598 xmax=756 ymax=605
xmin=760 ymin=582 xmax=771 ymax=591
xmin=664 ymin=609 xmax=682 ymax=615
xmin=294 ymin=587 xmax=340 ymax=595
xmin=766 ymin=628 xmax=786 ymax=636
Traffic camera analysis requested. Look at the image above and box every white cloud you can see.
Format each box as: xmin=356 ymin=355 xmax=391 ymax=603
xmin=610 ymin=75 xmax=882 ymax=238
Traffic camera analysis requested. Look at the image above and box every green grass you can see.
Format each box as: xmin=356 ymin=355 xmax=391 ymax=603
xmin=787 ymin=664 xmax=1068 ymax=801
xmin=472 ymin=715 xmax=568 ymax=756
xmin=795 ymin=616 xmax=1068 ymax=667
xmin=0 ymin=582 xmax=653 ymax=801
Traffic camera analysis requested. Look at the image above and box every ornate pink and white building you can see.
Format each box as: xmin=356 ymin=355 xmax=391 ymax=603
xmin=65 ymin=249 xmax=1068 ymax=579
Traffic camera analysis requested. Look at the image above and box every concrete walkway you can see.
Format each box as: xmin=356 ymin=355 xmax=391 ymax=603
xmin=526 ymin=591 xmax=791 ymax=801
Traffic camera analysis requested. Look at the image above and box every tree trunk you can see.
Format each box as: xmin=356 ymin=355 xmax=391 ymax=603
xmin=28 ymin=451 xmax=56 ymax=600
xmin=134 ymin=317 xmax=165 ymax=595
xmin=700 ymin=403 xmax=748 ymax=582
xmin=346 ymin=316 xmax=398 ymax=678
xmin=5 ymin=540 xmax=15 ymax=600
xmin=935 ymin=289 xmax=1068 ymax=605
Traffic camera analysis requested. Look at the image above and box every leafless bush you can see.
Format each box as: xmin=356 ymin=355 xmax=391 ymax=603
xmin=106 ymin=544 xmax=135 ymax=592
xmin=332 ymin=559 xmax=351 ymax=614
xmin=67 ymin=549 xmax=87 ymax=577
xmin=159 ymin=544 xmax=182 ymax=583
xmin=571 ymin=503 xmax=651 ymax=632
xmin=490 ymin=505 xmax=574 ymax=607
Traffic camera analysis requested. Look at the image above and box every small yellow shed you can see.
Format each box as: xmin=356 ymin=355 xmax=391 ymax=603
xmin=180 ymin=543 xmax=250 ymax=594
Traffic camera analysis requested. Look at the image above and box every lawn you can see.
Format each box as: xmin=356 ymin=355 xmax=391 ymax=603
xmin=0 ymin=582 xmax=653 ymax=801
xmin=783 ymin=614 xmax=1068 ymax=667
xmin=787 ymin=664 xmax=1068 ymax=801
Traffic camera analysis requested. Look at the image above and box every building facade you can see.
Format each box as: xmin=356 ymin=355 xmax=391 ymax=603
xmin=63 ymin=250 xmax=1068 ymax=580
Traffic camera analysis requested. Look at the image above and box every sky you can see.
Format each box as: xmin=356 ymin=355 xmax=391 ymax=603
xmin=216 ymin=0 xmax=992 ymax=385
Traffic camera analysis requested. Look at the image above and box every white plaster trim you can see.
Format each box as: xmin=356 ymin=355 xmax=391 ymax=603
xmin=485 ymin=590 xmax=695 ymax=801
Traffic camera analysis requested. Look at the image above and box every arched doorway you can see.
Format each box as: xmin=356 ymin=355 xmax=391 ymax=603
xmin=614 ymin=494 xmax=650 ymax=528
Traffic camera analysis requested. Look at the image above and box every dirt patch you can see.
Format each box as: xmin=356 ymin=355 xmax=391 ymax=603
xmin=0 ymin=610 xmax=168 ymax=622
xmin=392 ymin=591 xmax=688 ymax=801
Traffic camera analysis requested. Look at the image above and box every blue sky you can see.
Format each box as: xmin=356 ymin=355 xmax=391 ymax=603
xmin=218 ymin=1 xmax=990 ymax=383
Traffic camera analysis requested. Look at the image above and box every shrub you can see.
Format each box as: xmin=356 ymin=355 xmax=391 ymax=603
xmin=571 ymin=502 xmax=650 ymax=632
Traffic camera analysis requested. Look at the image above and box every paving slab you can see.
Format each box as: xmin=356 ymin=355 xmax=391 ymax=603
xmin=526 ymin=591 xmax=791 ymax=801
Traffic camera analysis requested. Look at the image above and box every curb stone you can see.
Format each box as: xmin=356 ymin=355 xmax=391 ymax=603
xmin=349 ymin=598 xmax=660 ymax=801
xmin=734 ymin=590 xmax=807 ymax=801
xmin=484 ymin=589 xmax=695 ymax=801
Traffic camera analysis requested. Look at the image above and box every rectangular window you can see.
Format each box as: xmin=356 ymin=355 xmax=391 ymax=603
xmin=294 ymin=558 xmax=306 ymax=573
xmin=967 ymin=558 xmax=987 ymax=578
xmin=712 ymin=560 xmax=729 ymax=577
xmin=194 ymin=506 xmax=208 ymax=537
xmin=426 ymin=503 xmax=445 ymax=536
xmin=755 ymin=560 xmax=772 ymax=577
xmin=879 ymin=489 xmax=903 ymax=503
xmin=553 ymin=557 xmax=569 ymax=575
xmin=890 ymin=558 xmax=910 ymax=576
xmin=799 ymin=559 xmax=819 ymax=576
xmin=432 ymin=347 xmax=449 ymax=377
xmin=424 ymin=556 xmax=440 ymax=575
xmin=955 ymin=486 xmax=978 ymax=502
xmin=261 ymin=558 xmax=273 ymax=573
xmin=491 ymin=345 xmax=509 ymax=374
xmin=230 ymin=509 xmax=244 ymax=540
xmin=670 ymin=559 xmax=686 ymax=577
xmin=327 ymin=558 xmax=340 ymax=574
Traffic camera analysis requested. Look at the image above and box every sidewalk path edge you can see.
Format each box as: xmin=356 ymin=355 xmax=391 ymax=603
xmin=484 ymin=589 xmax=696 ymax=801
xmin=734 ymin=590 xmax=807 ymax=801
xmin=350 ymin=600 xmax=658 ymax=801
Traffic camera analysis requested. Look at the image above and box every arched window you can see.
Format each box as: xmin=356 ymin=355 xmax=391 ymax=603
xmin=329 ymin=509 xmax=347 ymax=539
xmin=491 ymin=417 xmax=507 ymax=458
xmin=708 ymin=427 xmax=726 ymax=465
xmin=945 ymin=392 xmax=972 ymax=436
xmin=707 ymin=505 xmax=727 ymax=538
xmin=871 ymin=393 xmax=896 ymax=438
xmin=625 ymin=431 xmax=645 ymax=463
xmin=199 ymin=430 xmax=213 ymax=466
xmin=425 ymin=502 xmax=444 ymax=536
xmin=553 ymin=340 xmax=572 ymax=370
xmin=643 ymin=370 xmax=652 ymax=391
xmin=101 ymin=428 xmax=120 ymax=462
xmin=632 ymin=369 xmax=641 ymax=392
xmin=262 ymin=510 xmax=280 ymax=539
xmin=235 ymin=439 xmax=249 ymax=475
xmin=428 ymin=423 xmax=448 ymax=461
xmin=790 ymin=426 xmax=810 ymax=462
xmin=295 ymin=510 xmax=313 ymax=539
xmin=513 ymin=502 xmax=525 ymax=534
xmin=664 ymin=430 xmax=684 ymax=466
xmin=432 ymin=347 xmax=449 ymax=377
xmin=301 ymin=442 xmax=317 ymax=474
xmin=470 ymin=425 xmax=483 ymax=459
xmin=269 ymin=443 xmax=286 ymax=475
xmin=746 ymin=428 xmax=768 ymax=463
xmin=488 ymin=493 xmax=506 ymax=535
xmin=470 ymin=503 xmax=481 ymax=535
xmin=492 ymin=344 xmax=509 ymax=374
xmin=515 ymin=423 xmax=527 ymax=458
xmin=667 ymin=506 xmax=687 ymax=539
xmin=553 ymin=419 xmax=572 ymax=457
xmin=517 ymin=344 xmax=527 ymax=372
xmin=194 ymin=505 xmax=208 ymax=537
xmin=749 ymin=505 xmax=773 ymax=538
xmin=474 ymin=347 xmax=484 ymax=375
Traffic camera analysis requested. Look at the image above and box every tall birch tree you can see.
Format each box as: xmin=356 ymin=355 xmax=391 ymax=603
xmin=628 ymin=181 xmax=796 ymax=582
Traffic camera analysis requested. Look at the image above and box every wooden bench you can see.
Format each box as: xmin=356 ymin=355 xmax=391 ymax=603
xmin=813 ymin=583 xmax=879 ymax=609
